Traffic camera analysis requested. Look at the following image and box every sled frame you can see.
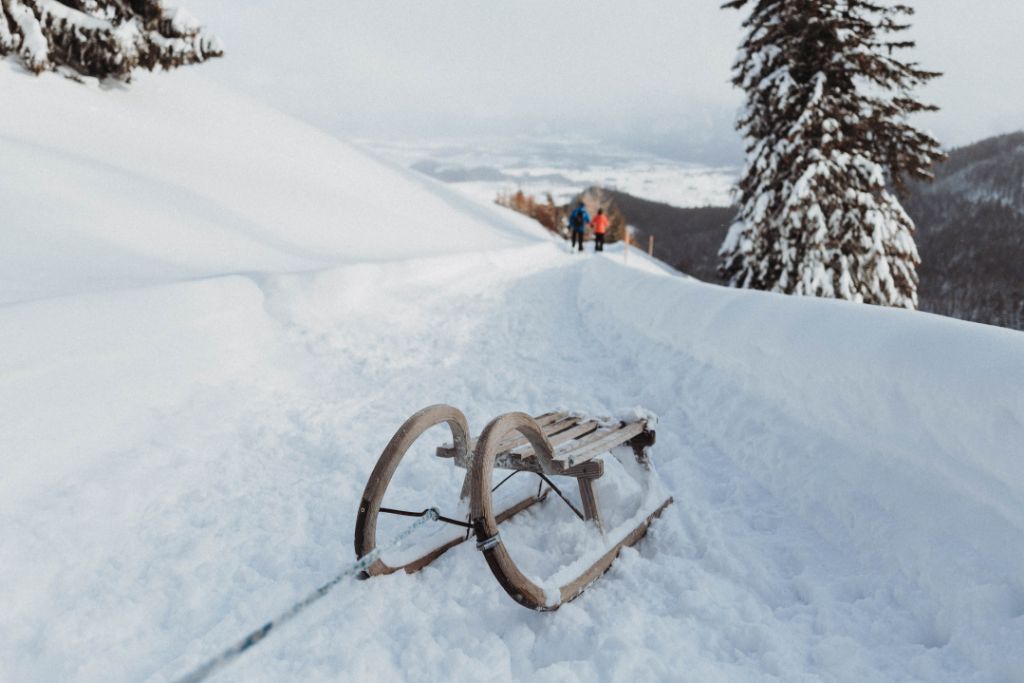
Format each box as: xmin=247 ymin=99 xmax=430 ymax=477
xmin=353 ymin=404 xmax=672 ymax=610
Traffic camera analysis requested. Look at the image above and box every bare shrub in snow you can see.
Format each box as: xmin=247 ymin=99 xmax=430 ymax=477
xmin=0 ymin=0 xmax=222 ymax=80
xmin=719 ymin=0 xmax=946 ymax=309
xmin=576 ymin=187 xmax=629 ymax=244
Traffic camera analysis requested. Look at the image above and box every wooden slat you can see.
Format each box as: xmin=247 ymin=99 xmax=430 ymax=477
xmin=437 ymin=411 xmax=571 ymax=458
xmin=492 ymin=414 xmax=578 ymax=453
xmin=456 ymin=419 xmax=600 ymax=471
xmin=556 ymin=496 xmax=673 ymax=605
xmin=550 ymin=419 xmax=601 ymax=443
xmin=508 ymin=421 xmax=641 ymax=466
xmin=553 ymin=422 xmax=617 ymax=456
xmin=507 ymin=420 xmax=601 ymax=457
xmin=452 ymin=419 xmax=648 ymax=476
xmin=536 ymin=411 xmax=571 ymax=427
xmin=562 ymin=421 xmax=645 ymax=467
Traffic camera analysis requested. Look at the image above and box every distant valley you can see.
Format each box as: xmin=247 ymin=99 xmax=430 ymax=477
xmin=363 ymin=136 xmax=737 ymax=209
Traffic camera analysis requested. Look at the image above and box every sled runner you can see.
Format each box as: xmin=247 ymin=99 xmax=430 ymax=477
xmin=354 ymin=405 xmax=673 ymax=610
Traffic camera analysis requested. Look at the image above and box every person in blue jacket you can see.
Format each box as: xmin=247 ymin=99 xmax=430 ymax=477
xmin=568 ymin=201 xmax=590 ymax=252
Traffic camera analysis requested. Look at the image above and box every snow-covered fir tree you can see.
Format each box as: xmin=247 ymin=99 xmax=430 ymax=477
xmin=719 ymin=0 xmax=945 ymax=308
xmin=0 ymin=0 xmax=222 ymax=80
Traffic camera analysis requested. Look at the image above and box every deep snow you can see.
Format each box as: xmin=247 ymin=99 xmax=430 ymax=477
xmin=2 ymin=63 xmax=1023 ymax=683
xmin=0 ymin=60 xmax=534 ymax=306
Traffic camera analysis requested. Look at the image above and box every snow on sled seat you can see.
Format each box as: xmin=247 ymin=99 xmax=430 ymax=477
xmin=354 ymin=405 xmax=673 ymax=610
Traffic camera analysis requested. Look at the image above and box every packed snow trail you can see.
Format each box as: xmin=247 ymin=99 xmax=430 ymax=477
xmin=3 ymin=244 xmax=1021 ymax=682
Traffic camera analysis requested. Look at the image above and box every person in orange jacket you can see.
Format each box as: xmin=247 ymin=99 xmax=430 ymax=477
xmin=591 ymin=208 xmax=609 ymax=252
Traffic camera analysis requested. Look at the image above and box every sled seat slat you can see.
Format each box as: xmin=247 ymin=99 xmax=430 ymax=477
xmin=436 ymin=411 xmax=574 ymax=458
xmin=559 ymin=420 xmax=646 ymax=467
xmin=503 ymin=420 xmax=646 ymax=472
xmin=528 ymin=419 xmax=602 ymax=452
xmin=443 ymin=414 xmax=652 ymax=476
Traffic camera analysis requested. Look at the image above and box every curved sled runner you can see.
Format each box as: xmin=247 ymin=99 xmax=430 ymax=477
xmin=354 ymin=404 xmax=673 ymax=610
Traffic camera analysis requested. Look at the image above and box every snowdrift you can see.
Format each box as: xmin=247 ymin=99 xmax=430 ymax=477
xmin=580 ymin=256 xmax=1024 ymax=680
xmin=0 ymin=61 xmax=536 ymax=305
xmin=2 ymin=60 xmax=1023 ymax=682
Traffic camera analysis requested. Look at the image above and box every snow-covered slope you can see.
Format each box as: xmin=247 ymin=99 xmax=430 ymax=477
xmin=2 ymin=63 xmax=1023 ymax=683
xmin=0 ymin=61 xmax=535 ymax=305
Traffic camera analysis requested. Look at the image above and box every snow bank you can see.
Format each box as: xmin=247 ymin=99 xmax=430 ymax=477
xmin=0 ymin=61 xmax=539 ymax=305
xmin=580 ymin=255 xmax=1024 ymax=679
xmin=0 ymin=275 xmax=276 ymax=515
xmin=581 ymin=256 xmax=1024 ymax=527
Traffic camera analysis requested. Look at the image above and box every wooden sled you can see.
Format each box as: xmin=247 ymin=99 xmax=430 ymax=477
xmin=354 ymin=404 xmax=673 ymax=610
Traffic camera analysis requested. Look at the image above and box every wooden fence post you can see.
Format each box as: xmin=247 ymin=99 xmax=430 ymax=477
xmin=648 ymin=235 xmax=654 ymax=256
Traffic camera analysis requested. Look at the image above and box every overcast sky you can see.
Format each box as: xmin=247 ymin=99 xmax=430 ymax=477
xmin=187 ymin=0 xmax=1024 ymax=163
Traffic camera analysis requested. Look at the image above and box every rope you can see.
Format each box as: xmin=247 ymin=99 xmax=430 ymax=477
xmin=172 ymin=509 xmax=441 ymax=683
xmin=491 ymin=469 xmax=522 ymax=492
xmin=535 ymin=473 xmax=585 ymax=521
xmin=380 ymin=506 xmax=472 ymax=529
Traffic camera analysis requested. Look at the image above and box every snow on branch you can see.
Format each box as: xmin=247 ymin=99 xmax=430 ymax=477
xmin=719 ymin=0 xmax=946 ymax=310
xmin=0 ymin=0 xmax=223 ymax=80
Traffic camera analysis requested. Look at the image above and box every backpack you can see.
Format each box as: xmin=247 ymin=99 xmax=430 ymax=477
xmin=570 ymin=208 xmax=584 ymax=229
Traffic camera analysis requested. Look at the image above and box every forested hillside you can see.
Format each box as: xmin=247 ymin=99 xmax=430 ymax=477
xmin=613 ymin=132 xmax=1024 ymax=330
xmin=603 ymin=189 xmax=731 ymax=282
xmin=904 ymin=132 xmax=1024 ymax=328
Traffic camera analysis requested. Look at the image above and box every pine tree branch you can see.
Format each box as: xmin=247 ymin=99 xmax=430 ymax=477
xmin=0 ymin=0 xmax=222 ymax=80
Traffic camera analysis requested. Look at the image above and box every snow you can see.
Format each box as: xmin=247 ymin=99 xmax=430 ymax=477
xmin=2 ymin=62 xmax=1024 ymax=683
xmin=163 ymin=5 xmax=203 ymax=35
xmin=362 ymin=137 xmax=738 ymax=209
xmin=7 ymin=0 xmax=48 ymax=70
xmin=36 ymin=0 xmax=111 ymax=31
xmin=0 ymin=62 xmax=534 ymax=305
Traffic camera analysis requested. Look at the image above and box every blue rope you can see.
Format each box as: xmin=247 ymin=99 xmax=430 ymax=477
xmin=173 ymin=509 xmax=440 ymax=683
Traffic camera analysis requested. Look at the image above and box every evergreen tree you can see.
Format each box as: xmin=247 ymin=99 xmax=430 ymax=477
xmin=719 ymin=0 xmax=945 ymax=308
xmin=0 ymin=0 xmax=222 ymax=81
